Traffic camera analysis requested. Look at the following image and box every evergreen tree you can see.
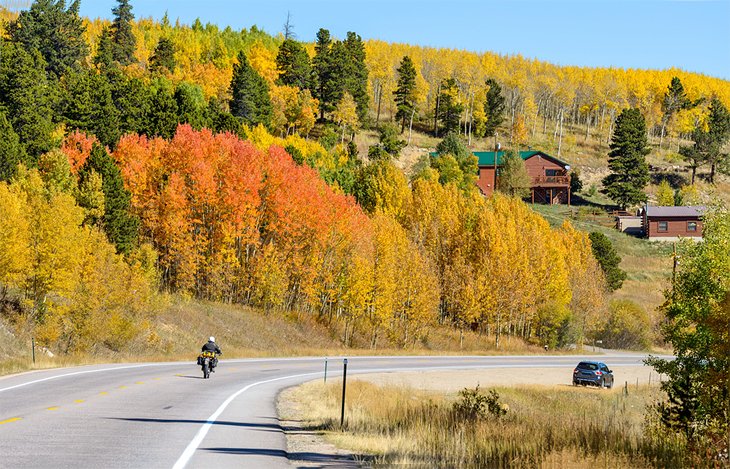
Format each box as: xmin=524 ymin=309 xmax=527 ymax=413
xmin=7 ymin=0 xmax=88 ymax=77
xmin=80 ymin=144 xmax=139 ymax=254
xmin=704 ymin=97 xmax=730 ymax=183
xmin=0 ymin=42 xmax=55 ymax=162
xmin=339 ymin=32 xmax=369 ymax=122
xmin=498 ymin=150 xmax=531 ymax=198
xmin=437 ymin=78 xmax=463 ymax=135
xmin=484 ymin=78 xmax=506 ymax=137
xmin=174 ymin=82 xmax=206 ymax=129
xmin=60 ymin=69 xmax=121 ymax=148
xmin=276 ymin=38 xmax=311 ymax=90
xmin=145 ymin=85 xmax=179 ymax=139
xmin=393 ymin=55 xmax=417 ymax=133
xmin=601 ymin=108 xmax=650 ymax=209
xmin=0 ymin=111 xmax=27 ymax=182
xmin=111 ymin=0 xmax=136 ymax=65
xmin=93 ymin=26 xmax=115 ymax=69
xmin=229 ymin=51 xmax=272 ymax=127
xmin=150 ymin=38 xmax=176 ymax=74
xmin=312 ymin=28 xmax=336 ymax=120
xmin=660 ymin=77 xmax=691 ymax=146
xmin=680 ymin=98 xmax=730 ymax=184
xmin=588 ymin=231 xmax=626 ymax=292
xmin=106 ymin=69 xmax=151 ymax=136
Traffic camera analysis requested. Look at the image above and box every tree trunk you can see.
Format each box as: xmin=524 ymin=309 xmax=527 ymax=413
xmin=408 ymin=108 xmax=415 ymax=145
xmin=375 ymin=82 xmax=382 ymax=130
xmin=433 ymin=83 xmax=441 ymax=136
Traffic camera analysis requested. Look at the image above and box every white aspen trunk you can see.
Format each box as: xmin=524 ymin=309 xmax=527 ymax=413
xmin=558 ymin=108 xmax=565 ymax=157
xmin=408 ymin=108 xmax=415 ymax=145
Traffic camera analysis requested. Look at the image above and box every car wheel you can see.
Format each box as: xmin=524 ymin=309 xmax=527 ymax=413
xmin=606 ymin=379 xmax=613 ymax=389
xmin=598 ymin=378 xmax=604 ymax=388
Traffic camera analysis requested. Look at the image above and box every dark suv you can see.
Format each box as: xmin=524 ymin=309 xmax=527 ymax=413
xmin=573 ymin=361 xmax=614 ymax=388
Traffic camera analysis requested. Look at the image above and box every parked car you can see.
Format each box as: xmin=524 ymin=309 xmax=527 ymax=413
xmin=573 ymin=361 xmax=614 ymax=388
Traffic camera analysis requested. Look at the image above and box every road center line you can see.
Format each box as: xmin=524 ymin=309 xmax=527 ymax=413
xmin=171 ymin=371 xmax=321 ymax=469
xmin=0 ymin=417 xmax=21 ymax=425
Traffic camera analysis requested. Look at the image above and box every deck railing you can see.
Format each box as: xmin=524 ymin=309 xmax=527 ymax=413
xmin=532 ymin=175 xmax=570 ymax=185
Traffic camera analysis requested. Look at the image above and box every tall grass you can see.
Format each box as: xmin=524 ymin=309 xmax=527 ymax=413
xmin=290 ymin=380 xmax=698 ymax=468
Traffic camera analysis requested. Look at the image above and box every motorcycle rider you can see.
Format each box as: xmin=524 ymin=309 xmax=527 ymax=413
xmin=201 ymin=336 xmax=222 ymax=371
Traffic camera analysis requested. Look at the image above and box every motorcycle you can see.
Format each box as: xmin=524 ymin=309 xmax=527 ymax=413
xmin=197 ymin=351 xmax=218 ymax=379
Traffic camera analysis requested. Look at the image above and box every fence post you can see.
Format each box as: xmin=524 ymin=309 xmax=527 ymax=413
xmin=32 ymin=337 xmax=36 ymax=365
xmin=324 ymin=358 xmax=328 ymax=383
xmin=624 ymin=381 xmax=628 ymax=396
xmin=340 ymin=358 xmax=348 ymax=428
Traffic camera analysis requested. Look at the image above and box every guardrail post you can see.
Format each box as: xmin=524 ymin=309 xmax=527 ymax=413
xmin=340 ymin=358 xmax=348 ymax=428
xmin=324 ymin=358 xmax=328 ymax=383
xmin=32 ymin=337 xmax=36 ymax=365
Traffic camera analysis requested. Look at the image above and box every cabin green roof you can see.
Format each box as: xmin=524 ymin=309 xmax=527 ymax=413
xmin=429 ymin=150 xmax=570 ymax=168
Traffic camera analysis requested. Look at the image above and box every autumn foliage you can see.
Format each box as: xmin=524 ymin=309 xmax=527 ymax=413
xmin=108 ymin=125 xmax=604 ymax=348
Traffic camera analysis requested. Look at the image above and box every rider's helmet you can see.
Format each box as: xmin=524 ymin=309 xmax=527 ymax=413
xmin=209 ymin=336 xmax=215 ymax=342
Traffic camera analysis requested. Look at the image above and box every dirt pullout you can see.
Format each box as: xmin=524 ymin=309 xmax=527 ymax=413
xmin=351 ymin=365 xmax=661 ymax=392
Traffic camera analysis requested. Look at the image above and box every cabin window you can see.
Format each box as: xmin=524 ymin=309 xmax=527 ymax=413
xmin=687 ymin=221 xmax=698 ymax=232
xmin=658 ymin=221 xmax=668 ymax=232
xmin=545 ymin=169 xmax=559 ymax=176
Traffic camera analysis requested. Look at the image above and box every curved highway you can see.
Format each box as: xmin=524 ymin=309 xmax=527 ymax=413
xmin=0 ymin=354 xmax=656 ymax=468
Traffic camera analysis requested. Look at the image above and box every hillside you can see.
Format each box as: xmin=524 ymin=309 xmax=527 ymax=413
xmin=0 ymin=1 xmax=728 ymax=364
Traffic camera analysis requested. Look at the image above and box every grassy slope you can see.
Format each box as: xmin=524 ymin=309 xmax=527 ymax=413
xmin=1 ymin=297 xmax=549 ymax=377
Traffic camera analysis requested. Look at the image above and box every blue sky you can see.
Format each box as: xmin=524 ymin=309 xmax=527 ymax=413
xmin=77 ymin=0 xmax=730 ymax=79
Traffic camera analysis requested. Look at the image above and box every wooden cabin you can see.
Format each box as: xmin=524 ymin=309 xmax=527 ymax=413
xmin=471 ymin=150 xmax=572 ymax=204
xmin=640 ymin=205 xmax=705 ymax=241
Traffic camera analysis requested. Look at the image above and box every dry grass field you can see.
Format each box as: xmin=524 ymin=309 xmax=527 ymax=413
xmin=281 ymin=374 xmax=693 ymax=468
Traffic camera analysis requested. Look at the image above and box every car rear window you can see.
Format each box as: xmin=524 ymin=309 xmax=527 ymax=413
xmin=577 ymin=362 xmax=598 ymax=370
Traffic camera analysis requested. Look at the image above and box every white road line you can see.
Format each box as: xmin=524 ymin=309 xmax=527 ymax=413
xmin=171 ymin=371 xmax=322 ymax=469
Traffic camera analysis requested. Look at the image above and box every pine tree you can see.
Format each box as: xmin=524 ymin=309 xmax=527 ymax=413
xmin=437 ymin=78 xmax=463 ymax=135
xmin=660 ymin=77 xmax=691 ymax=147
xmin=276 ymin=38 xmax=311 ymax=90
xmin=229 ymin=51 xmax=273 ymax=127
xmin=588 ymin=232 xmax=626 ymax=292
xmin=145 ymin=85 xmax=179 ymax=139
xmin=484 ymin=78 xmax=506 ymax=137
xmin=150 ymin=38 xmax=176 ymax=74
xmin=106 ymin=69 xmax=151 ymax=136
xmin=0 ymin=111 xmax=27 ymax=182
xmin=601 ymin=108 xmax=650 ymax=209
xmin=93 ymin=26 xmax=115 ymax=69
xmin=394 ymin=55 xmax=417 ymax=133
xmin=111 ymin=0 xmax=136 ymax=65
xmin=340 ymin=32 xmax=369 ymax=123
xmin=174 ymin=82 xmax=206 ymax=129
xmin=80 ymin=144 xmax=139 ymax=254
xmin=705 ymin=97 xmax=730 ymax=183
xmin=7 ymin=0 xmax=88 ymax=77
xmin=0 ymin=42 xmax=54 ymax=162
xmin=60 ymin=70 xmax=121 ymax=148
xmin=312 ymin=28 xmax=335 ymax=120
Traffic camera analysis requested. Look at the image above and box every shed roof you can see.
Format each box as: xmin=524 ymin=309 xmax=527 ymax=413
xmin=644 ymin=205 xmax=706 ymax=218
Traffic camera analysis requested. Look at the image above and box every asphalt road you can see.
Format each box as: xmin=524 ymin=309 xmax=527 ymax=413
xmin=0 ymin=353 xmax=657 ymax=468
